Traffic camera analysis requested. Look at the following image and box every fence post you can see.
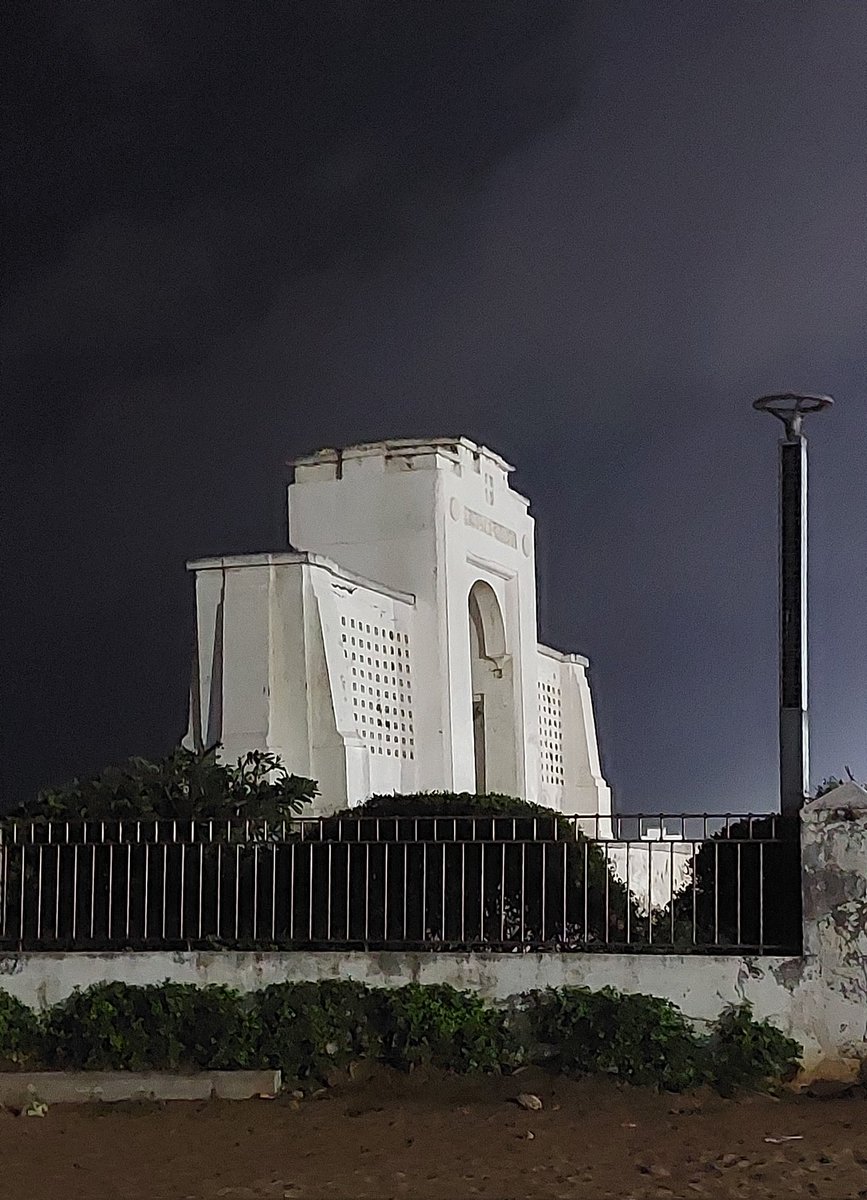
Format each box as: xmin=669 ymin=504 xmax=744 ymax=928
xmin=798 ymin=781 xmax=867 ymax=1082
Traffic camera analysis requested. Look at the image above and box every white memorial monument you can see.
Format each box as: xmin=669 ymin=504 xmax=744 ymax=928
xmin=186 ymin=438 xmax=611 ymax=818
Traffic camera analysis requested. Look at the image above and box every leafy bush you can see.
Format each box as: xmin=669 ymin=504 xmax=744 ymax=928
xmin=255 ymin=980 xmax=380 ymax=1082
xmin=8 ymin=746 xmax=317 ymax=823
xmin=381 ymin=983 xmax=517 ymax=1072
xmin=322 ymin=792 xmax=645 ymax=948
xmin=161 ymin=984 xmax=258 ymax=1069
xmin=706 ymin=1002 xmax=801 ymax=1095
xmin=42 ymin=982 xmax=257 ymax=1070
xmin=43 ymin=982 xmax=169 ymax=1070
xmin=0 ymin=991 xmax=42 ymax=1067
xmin=0 ymin=982 xmax=802 ymax=1094
xmin=524 ymin=985 xmax=704 ymax=1091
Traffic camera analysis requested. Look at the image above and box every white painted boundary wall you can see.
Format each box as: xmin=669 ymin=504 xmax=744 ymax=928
xmin=0 ymin=946 xmax=834 ymax=1083
xmin=2 ymin=783 xmax=865 ymax=1085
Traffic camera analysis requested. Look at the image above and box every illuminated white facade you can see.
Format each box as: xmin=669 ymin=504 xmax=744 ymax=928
xmin=186 ymin=438 xmax=611 ymax=816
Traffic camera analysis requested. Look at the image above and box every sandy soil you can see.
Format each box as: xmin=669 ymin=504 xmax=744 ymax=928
xmin=0 ymin=1066 xmax=865 ymax=1200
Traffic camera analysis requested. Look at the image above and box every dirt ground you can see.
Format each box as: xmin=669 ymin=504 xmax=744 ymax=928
xmin=1 ymin=1066 xmax=866 ymax=1200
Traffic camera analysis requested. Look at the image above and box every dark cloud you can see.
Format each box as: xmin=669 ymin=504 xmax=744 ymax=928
xmin=2 ymin=1 xmax=865 ymax=810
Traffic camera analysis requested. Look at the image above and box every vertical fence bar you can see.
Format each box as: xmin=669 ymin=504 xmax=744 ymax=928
xmin=500 ymin=842 xmax=506 ymax=944
xmin=625 ymin=843 xmax=630 ymax=944
xmin=271 ymin=841 xmax=278 ymax=943
xmin=326 ymin=843 xmax=332 ymax=943
xmin=54 ymin=841 xmax=61 ymax=943
xmin=382 ymin=841 xmax=388 ymax=943
xmin=364 ymin=843 xmax=370 ymax=943
xmin=198 ymin=842 xmax=204 ymax=941
xmin=345 ymin=842 xmax=351 ymax=942
xmin=143 ymin=840 xmax=149 ymax=941
xmin=460 ymin=842 xmax=466 ymax=944
xmin=758 ymin=841 xmax=765 ymax=951
xmin=161 ymin=841 xmax=168 ymax=941
xmin=736 ymin=840 xmax=742 ymax=947
xmin=179 ymin=839 xmax=186 ymax=941
xmin=582 ymin=839 xmax=588 ymax=945
xmin=235 ymin=843 xmax=241 ymax=942
xmin=107 ymin=842 xmax=114 ymax=943
xmin=36 ymin=845 xmax=44 ymax=944
xmin=215 ymin=841 xmax=222 ymax=941
xmin=421 ymin=842 xmax=427 ymax=942
xmin=441 ymin=842 xmax=446 ymax=942
xmin=289 ymin=842 xmax=295 ymax=942
xmin=403 ymin=842 xmax=408 ymax=942
xmin=252 ymin=844 xmax=259 ymax=942
xmin=71 ymin=844 xmax=78 ymax=942
xmin=89 ymin=840 xmax=97 ymax=941
xmin=714 ymin=840 xmax=720 ymax=945
xmin=0 ymin=835 xmax=6 ymax=940
xmin=479 ymin=839 xmax=485 ymax=944
xmin=520 ymin=843 xmax=526 ymax=944
xmin=603 ymin=842 xmax=609 ymax=943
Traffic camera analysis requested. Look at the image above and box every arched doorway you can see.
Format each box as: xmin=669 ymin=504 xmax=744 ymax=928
xmin=468 ymin=581 xmax=518 ymax=796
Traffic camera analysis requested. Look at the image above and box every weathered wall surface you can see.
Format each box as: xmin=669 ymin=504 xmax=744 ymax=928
xmin=793 ymin=781 xmax=867 ymax=1081
xmin=0 ymin=947 xmax=828 ymax=1079
xmin=0 ymin=945 xmax=799 ymax=1032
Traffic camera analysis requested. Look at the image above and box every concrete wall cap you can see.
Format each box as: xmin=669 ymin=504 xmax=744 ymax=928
xmin=803 ymin=780 xmax=867 ymax=813
xmin=185 ymin=550 xmax=416 ymax=605
xmin=538 ymin=643 xmax=590 ymax=668
xmin=289 ymin=437 xmax=514 ymax=474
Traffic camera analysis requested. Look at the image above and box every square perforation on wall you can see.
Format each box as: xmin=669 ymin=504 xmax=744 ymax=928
xmin=538 ymin=678 xmax=563 ymax=786
xmin=341 ymin=616 xmax=414 ymax=759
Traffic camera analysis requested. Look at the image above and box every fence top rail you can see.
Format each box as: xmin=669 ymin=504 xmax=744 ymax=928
xmin=0 ymin=812 xmax=789 ymax=846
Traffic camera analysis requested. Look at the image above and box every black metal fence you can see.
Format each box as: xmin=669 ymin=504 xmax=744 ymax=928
xmin=0 ymin=814 xmax=802 ymax=954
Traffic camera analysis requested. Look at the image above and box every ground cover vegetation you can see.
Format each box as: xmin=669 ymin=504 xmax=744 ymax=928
xmin=0 ymin=980 xmax=800 ymax=1094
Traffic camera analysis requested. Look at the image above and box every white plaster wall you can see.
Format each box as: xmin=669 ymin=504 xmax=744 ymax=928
xmin=607 ymin=842 xmax=693 ymax=911
xmin=288 ymin=445 xmax=446 ymax=794
xmin=537 ymin=646 xmax=611 ymax=817
xmin=185 ymin=552 xmax=416 ymax=809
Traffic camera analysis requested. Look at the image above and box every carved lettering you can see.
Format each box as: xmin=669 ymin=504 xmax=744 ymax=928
xmin=464 ymin=508 xmax=517 ymax=548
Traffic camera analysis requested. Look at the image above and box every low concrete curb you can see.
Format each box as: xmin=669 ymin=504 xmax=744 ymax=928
xmin=0 ymin=1070 xmax=281 ymax=1106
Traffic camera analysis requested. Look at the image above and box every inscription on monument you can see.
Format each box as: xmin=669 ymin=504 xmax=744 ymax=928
xmin=464 ymin=507 xmax=517 ymax=549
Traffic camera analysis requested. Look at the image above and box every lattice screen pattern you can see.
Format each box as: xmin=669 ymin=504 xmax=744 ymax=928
xmin=341 ymin=616 xmax=415 ymax=758
xmin=538 ymin=678 xmax=564 ymax=786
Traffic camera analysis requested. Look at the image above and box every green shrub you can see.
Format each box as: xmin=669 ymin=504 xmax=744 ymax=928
xmin=322 ymin=792 xmax=645 ymax=948
xmin=42 ymin=982 xmax=167 ymax=1070
xmin=160 ymin=983 xmax=258 ymax=1069
xmin=524 ymin=985 xmax=704 ymax=1091
xmin=255 ymin=980 xmax=379 ymax=1082
xmin=0 ymin=982 xmax=802 ymax=1094
xmin=381 ymin=983 xmax=517 ymax=1072
xmin=42 ymin=981 xmax=256 ymax=1070
xmin=706 ymin=1002 xmax=801 ymax=1095
xmin=0 ymin=991 xmax=42 ymax=1068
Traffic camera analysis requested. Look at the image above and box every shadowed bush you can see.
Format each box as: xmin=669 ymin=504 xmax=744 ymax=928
xmin=3 ymin=980 xmax=801 ymax=1094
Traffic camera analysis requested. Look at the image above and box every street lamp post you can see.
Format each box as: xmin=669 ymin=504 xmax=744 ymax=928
xmin=753 ymin=393 xmax=833 ymax=816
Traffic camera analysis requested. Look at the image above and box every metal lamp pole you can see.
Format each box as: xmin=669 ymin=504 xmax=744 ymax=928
xmin=753 ymin=393 xmax=833 ymax=816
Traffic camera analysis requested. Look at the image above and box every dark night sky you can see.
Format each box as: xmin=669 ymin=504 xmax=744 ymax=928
xmin=2 ymin=2 xmax=865 ymax=813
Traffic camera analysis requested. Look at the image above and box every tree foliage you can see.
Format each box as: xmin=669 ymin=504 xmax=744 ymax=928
xmin=321 ymin=792 xmax=647 ymax=948
xmin=7 ymin=746 xmax=317 ymax=823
